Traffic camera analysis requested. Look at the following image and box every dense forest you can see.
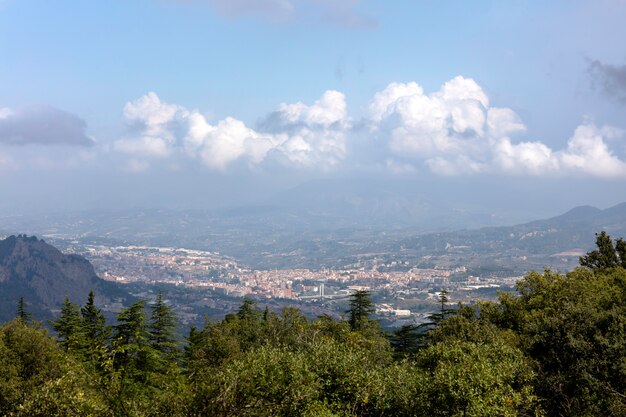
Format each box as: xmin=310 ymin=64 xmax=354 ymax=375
xmin=1 ymin=232 xmax=625 ymax=416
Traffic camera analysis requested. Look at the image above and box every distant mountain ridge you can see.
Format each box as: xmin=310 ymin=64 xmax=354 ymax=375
xmin=0 ymin=201 xmax=624 ymax=271
xmin=395 ymin=202 xmax=626 ymax=275
xmin=0 ymin=235 xmax=127 ymax=323
xmin=528 ymin=203 xmax=626 ymax=229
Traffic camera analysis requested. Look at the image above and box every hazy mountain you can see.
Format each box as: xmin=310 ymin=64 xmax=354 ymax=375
xmin=0 ymin=200 xmax=624 ymax=272
xmin=0 ymin=235 xmax=128 ymax=323
xmin=271 ymin=178 xmax=542 ymax=230
xmin=394 ymin=202 xmax=626 ymax=275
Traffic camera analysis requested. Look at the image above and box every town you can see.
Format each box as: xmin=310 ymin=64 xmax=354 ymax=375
xmin=70 ymin=243 xmax=521 ymax=326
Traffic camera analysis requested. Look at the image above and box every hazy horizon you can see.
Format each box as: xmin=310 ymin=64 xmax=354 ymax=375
xmin=1 ymin=1 xmax=625 ymax=224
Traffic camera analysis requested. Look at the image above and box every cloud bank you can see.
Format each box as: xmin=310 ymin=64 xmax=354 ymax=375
xmin=115 ymin=77 xmax=626 ymax=178
xmin=0 ymin=106 xmax=94 ymax=147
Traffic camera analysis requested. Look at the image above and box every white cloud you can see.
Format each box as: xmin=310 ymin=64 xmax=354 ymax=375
xmin=123 ymin=91 xmax=181 ymax=140
xmin=558 ymin=124 xmax=626 ymax=177
xmin=113 ymin=136 xmax=172 ymax=158
xmin=276 ymin=90 xmax=347 ymax=127
xmin=114 ymin=92 xmax=183 ymax=158
xmin=493 ymin=138 xmax=558 ymax=175
xmin=192 ymin=117 xmax=278 ymax=170
xmin=369 ymin=77 xmax=626 ymax=178
xmin=113 ymin=78 xmax=626 ymax=178
xmin=116 ymin=91 xmax=349 ymax=171
xmin=369 ymin=81 xmax=423 ymax=123
xmin=491 ymin=123 xmax=626 ymax=177
xmin=370 ymin=76 xmax=490 ymax=158
xmin=487 ymin=107 xmax=526 ymax=138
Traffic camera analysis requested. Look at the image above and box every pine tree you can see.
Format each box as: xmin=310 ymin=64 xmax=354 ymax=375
xmin=148 ymin=292 xmax=179 ymax=365
xmin=80 ymin=291 xmax=110 ymax=364
xmin=346 ymin=290 xmax=375 ymax=331
xmin=50 ymin=296 xmax=83 ymax=351
xmin=237 ymin=297 xmax=260 ymax=321
xmin=15 ymin=297 xmax=31 ymax=323
xmin=112 ymin=300 xmax=153 ymax=381
xmin=389 ymin=324 xmax=421 ymax=356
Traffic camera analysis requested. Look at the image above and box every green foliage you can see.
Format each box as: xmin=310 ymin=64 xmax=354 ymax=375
xmin=389 ymin=324 xmax=421 ymax=357
xmin=148 ymin=292 xmax=180 ymax=367
xmin=4 ymin=232 xmax=626 ymax=416
xmin=483 ymin=267 xmax=626 ymax=415
xmin=0 ymin=320 xmax=65 ymax=414
xmin=579 ymin=230 xmax=626 ymax=270
xmin=50 ymin=296 xmax=83 ymax=351
xmin=11 ymin=357 xmax=113 ymax=417
xmin=15 ymin=296 xmax=31 ymax=323
xmin=346 ymin=290 xmax=375 ymax=331
xmin=112 ymin=301 xmax=155 ymax=382
xmin=192 ymin=345 xmax=320 ymax=416
xmin=415 ymin=340 xmax=539 ymax=416
xmin=80 ymin=290 xmax=111 ymax=365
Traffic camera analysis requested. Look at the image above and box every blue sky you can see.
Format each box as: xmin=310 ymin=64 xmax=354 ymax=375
xmin=0 ymin=0 xmax=625 ymax=217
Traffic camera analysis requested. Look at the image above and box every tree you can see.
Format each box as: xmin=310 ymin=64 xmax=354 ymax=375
xmin=15 ymin=297 xmax=31 ymax=323
xmin=346 ymin=290 xmax=376 ymax=331
xmin=389 ymin=324 xmax=421 ymax=357
xmin=0 ymin=319 xmax=66 ymax=414
xmin=482 ymin=268 xmax=626 ymax=415
xmin=410 ymin=290 xmax=459 ymax=348
xmin=415 ymin=339 xmax=539 ymax=416
xmin=112 ymin=300 xmax=153 ymax=381
xmin=580 ymin=231 xmax=626 ymax=270
xmin=148 ymin=292 xmax=180 ymax=364
xmin=50 ymin=296 xmax=83 ymax=351
xmin=237 ymin=297 xmax=261 ymax=321
xmin=80 ymin=291 xmax=110 ymax=364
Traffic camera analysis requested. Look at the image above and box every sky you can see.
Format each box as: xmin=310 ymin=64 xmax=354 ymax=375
xmin=0 ymin=0 xmax=625 ymax=219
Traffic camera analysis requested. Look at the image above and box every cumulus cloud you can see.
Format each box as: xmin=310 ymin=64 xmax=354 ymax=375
xmin=492 ymin=124 xmax=626 ymax=177
xmin=371 ymin=76 xmax=626 ymax=178
xmin=370 ymin=76 xmax=491 ymax=158
xmin=558 ymin=124 xmax=626 ymax=177
xmin=115 ymin=90 xmax=349 ymax=171
xmin=114 ymin=92 xmax=182 ymax=158
xmin=114 ymin=77 xmax=626 ymax=178
xmin=589 ymin=60 xmax=626 ymax=104
xmin=0 ymin=105 xmax=94 ymax=147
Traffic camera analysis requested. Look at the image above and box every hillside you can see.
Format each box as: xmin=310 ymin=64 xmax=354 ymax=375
xmin=0 ymin=235 xmax=128 ymax=322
